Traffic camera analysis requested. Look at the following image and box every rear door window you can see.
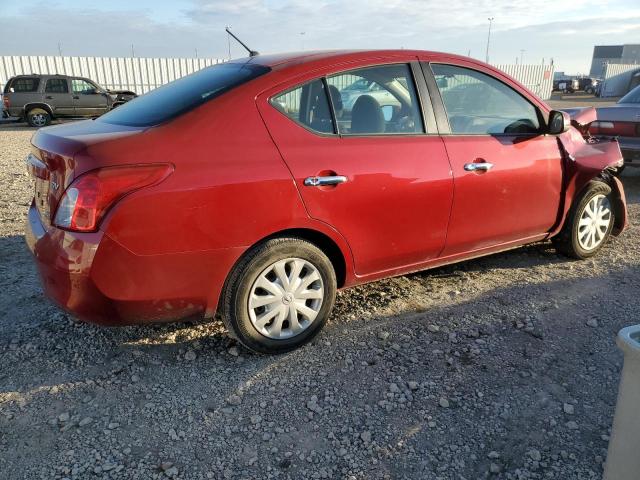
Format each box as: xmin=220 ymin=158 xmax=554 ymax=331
xmin=271 ymin=80 xmax=335 ymax=134
xmin=7 ymin=77 xmax=40 ymax=93
xmin=326 ymin=64 xmax=424 ymax=135
xmin=98 ymin=62 xmax=270 ymax=127
xmin=45 ymin=78 xmax=69 ymax=93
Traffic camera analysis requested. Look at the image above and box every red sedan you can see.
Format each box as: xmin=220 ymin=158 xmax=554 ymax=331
xmin=25 ymin=50 xmax=627 ymax=353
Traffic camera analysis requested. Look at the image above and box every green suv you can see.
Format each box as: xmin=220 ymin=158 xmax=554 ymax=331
xmin=2 ymin=74 xmax=136 ymax=127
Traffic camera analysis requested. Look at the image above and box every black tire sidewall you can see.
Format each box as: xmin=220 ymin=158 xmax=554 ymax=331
xmin=568 ymin=182 xmax=614 ymax=259
xmin=223 ymin=239 xmax=337 ymax=354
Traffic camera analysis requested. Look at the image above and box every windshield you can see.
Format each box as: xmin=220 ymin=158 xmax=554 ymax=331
xmin=98 ymin=62 xmax=270 ymax=127
xmin=619 ymin=85 xmax=640 ymax=104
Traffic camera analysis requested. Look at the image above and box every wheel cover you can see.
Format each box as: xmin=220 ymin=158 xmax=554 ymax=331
xmin=248 ymin=257 xmax=324 ymax=340
xmin=31 ymin=113 xmax=47 ymax=127
xmin=577 ymin=194 xmax=612 ymax=251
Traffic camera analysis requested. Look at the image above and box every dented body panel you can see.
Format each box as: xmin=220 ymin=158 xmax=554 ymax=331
xmin=553 ymin=117 xmax=628 ymax=237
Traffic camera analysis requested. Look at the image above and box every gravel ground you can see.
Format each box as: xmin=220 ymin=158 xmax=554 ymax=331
xmin=1 ymin=123 xmax=640 ymax=480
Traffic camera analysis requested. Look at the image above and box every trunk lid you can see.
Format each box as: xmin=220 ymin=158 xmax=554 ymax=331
xmin=29 ymin=120 xmax=146 ymax=226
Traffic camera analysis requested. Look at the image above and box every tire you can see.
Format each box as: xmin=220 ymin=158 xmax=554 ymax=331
xmin=553 ymin=180 xmax=615 ymax=259
xmin=26 ymin=108 xmax=51 ymax=128
xmin=220 ymin=237 xmax=337 ymax=354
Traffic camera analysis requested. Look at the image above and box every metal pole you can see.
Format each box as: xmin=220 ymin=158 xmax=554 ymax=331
xmin=58 ymin=42 xmax=63 ymax=56
xmin=300 ymin=32 xmax=306 ymax=51
xmin=485 ymin=17 xmax=494 ymax=63
xmin=520 ymin=49 xmax=525 ymax=64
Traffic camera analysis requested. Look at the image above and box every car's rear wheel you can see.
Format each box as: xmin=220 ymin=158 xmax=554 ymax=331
xmin=553 ymin=180 xmax=615 ymax=259
xmin=220 ymin=237 xmax=337 ymax=354
xmin=26 ymin=108 xmax=51 ymax=128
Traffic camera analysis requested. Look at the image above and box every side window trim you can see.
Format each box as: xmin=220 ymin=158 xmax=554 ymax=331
xmin=409 ymin=61 xmax=438 ymax=135
xmin=419 ymin=62 xmax=452 ymax=135
xmin=269 ymin=79 xmax=337 ymax=137
xmin=423 ymin=62 xmax=545 ymax=137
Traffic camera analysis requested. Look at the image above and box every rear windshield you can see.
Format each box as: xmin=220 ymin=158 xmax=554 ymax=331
xmin=98 ymin=62 xmax=270 ymax=127
xmin=5 ymin=77 xmax=40 ymax=93
xmin=619 ymin=85 xmax=640 ymax=104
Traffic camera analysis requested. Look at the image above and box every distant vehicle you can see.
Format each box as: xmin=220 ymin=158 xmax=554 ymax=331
xmin=25 ymin=50 xmax=627 ymax=354
xmin=553 ymin=78 xmax=579 ymax=93
xmin=2 ymin=74 xmax=136 ymax=127
xmin=582 ymin=78 xmax=600 ymax=94
xmin=589 ymin=85 xmax=640 ymax=165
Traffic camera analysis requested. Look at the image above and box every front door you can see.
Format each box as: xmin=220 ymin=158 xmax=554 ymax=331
xmin=259 ymin=62 xmax=454 ymax=276
xmin=426 ymin=63 xmax=564 ymax=256
xmin=71 ymin=79 xmax=109 ymax=116
xmin=43 ymin=78 xmax=74 ymax=116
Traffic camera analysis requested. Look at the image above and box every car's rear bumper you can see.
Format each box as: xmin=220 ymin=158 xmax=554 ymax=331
xmin=25 ymin=201 xmax=120 ymax=324
xmin=26 ymin=202 xmax=243 ymax=325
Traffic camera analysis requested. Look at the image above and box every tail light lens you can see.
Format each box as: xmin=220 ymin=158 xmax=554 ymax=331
xmin=53 ymin=164 xmax=173 ymax=232
xmin=2 ymin=95 xmax=9 ymax=108
xmin=589 ymin=121 xmax=614 ymax=135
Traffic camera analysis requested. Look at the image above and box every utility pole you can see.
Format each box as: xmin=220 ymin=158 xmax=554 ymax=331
xmin=520 ymin=49 xmax=525 ymax=65
xmin=485 ymin=17 xmax=494 ymax=63
xmin=57 ymin=42 xmax=63 ymax=56
xmin=300 ymin=32 xmax=306 ymax=50
xmin=195 ymin=48 xmax=198 ymax=58
xmin=131 ymin=44 xmax=135 ymax=58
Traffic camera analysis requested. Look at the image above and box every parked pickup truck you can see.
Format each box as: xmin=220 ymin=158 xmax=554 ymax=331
xmin=2 ymin=74 xmax=136 ymax=127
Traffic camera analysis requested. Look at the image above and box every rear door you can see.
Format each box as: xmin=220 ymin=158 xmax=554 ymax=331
xmin=71 ymin=78 xmax=109 ymax=116
xmin=44 ymin=78 xmax=74 ymax=116
xmin=423 ymin=61 xmax=563 ymax=256
xmin=258 ymin=61 xmax=454 ymax=276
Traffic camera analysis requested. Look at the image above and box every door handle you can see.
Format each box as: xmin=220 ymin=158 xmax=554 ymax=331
xmin=304 ymin=175 xmax=348 ymax=187
xmin=45 ymin=95 xmax=53 ymax=99
xmin=464 ymin=162 xmax=494 ymax=172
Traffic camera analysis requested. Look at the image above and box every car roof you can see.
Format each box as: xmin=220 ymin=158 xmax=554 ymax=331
xmin=233 ymin=49 xmax=472 ymax=69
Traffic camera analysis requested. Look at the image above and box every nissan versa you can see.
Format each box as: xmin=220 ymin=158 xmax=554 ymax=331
xmin=25 ymin=50 xmax=628 ymax=353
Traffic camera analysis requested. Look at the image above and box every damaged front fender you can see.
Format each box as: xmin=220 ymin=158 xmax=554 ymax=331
xmin=552 ymin=127 xmax=628 ymax=236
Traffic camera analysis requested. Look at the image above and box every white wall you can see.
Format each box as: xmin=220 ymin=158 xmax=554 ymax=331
xmin=0 ymin=56 xmax=223 ymax=94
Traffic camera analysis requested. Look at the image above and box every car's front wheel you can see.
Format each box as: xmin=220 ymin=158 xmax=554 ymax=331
xmin=220 ymin=237 xmax=337 ymax=354
xmin=554 ymin=180 xmax=615 ymax=259
xmin=26 ymin=108 xmax=51 ymax=128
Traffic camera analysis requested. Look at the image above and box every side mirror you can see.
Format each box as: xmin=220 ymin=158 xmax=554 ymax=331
xmin=548 ymin=110 xmax=571 ymax=134
xmin=84 ymin=88 xmax=97 ymax=95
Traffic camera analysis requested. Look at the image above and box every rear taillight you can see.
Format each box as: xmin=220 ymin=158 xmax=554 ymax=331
xmin=53 ymin=164 xmax=173 ymax=232
xmin=2 ymin=95 xmax=9 ymax=109
xmin=590 ymin=120 xmax=638 ymax=137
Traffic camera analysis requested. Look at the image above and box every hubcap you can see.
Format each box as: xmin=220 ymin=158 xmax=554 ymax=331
xmin=248 ymin=258 xmax=324 ymax=340
xmin=577 ymin=194 xmax=612 ymax=251
xmin=31 ymin=113 xmax=47 ymax=127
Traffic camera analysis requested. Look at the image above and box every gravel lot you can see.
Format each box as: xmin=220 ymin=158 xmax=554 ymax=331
xmin=1 ymin=121 xmax=639 ymax=480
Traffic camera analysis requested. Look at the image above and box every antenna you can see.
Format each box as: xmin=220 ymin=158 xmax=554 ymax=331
xmin=225 ymin=27 xmax=258 ymax=57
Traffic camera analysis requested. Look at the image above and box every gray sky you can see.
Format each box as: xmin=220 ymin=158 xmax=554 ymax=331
xmin=1 ymin=0 xmax=639 ymax=74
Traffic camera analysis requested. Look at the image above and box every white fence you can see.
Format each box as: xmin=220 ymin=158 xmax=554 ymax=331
xmin=0 ymin=56 xmax=223 ymax=94
xmin=1 ymin=55 xmax=554 ymax=100
xmin=493 ymin=64 xmax=555 ymax=100
xmin=601 ymin=63 xmax=640 ymax=98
